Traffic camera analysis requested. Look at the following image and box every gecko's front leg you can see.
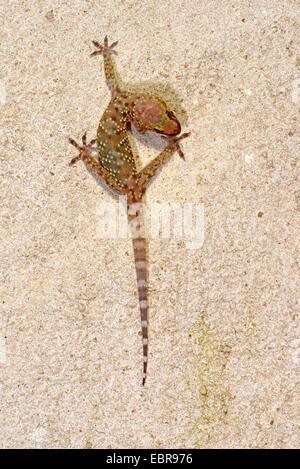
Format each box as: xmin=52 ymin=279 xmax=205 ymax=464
xmin=91 ymin=36 xmax=119 ymax=94
xmin=137 ymin=132 xmax=190 ymax=190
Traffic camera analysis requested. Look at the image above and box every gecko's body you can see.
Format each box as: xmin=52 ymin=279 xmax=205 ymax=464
xmin=69 ymin=37 xmax=189 ymax=385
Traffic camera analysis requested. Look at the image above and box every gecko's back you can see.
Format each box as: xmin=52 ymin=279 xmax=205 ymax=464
xmin=97 ymin=93 xmax=137 ymax=190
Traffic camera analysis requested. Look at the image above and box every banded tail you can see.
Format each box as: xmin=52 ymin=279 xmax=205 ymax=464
xmin=127 ymin=201 xmax=149 ymax=385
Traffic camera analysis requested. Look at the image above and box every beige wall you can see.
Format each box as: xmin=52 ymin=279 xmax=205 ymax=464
xmin=0 ymin=0 xmax=299 ymax=448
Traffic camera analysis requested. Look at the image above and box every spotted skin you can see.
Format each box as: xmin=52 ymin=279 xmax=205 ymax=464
xmin=69 ymin=37 xmax=190 ymax=385
xmin=96 ymin=93 xmax=137 ymax=191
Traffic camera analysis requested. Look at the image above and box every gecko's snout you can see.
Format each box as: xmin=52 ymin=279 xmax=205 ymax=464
xmin=152 ymin=115 xmax=181 ymax=137
xmin=161 ymin=116 xmax=181 ymax=136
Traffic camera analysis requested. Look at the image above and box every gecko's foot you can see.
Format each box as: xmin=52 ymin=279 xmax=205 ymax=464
xmin=69 ymin=132 xmax=97 ymax=166
xmin=164 ymin=131 xmax=190 ymax=160
xmin=90 ymin=36 xmax=118 ymax=57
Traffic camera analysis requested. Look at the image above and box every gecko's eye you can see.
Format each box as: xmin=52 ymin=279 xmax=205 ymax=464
xmin=166 ymin=110 xmax=175 ymax=119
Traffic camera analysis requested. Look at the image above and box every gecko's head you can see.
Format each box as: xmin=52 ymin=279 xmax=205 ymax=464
xmin=132 ymin=95 xmax=181 ymax=136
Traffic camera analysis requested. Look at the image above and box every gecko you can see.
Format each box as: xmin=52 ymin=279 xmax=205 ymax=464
xmin=69 ymin=36 xmax=189 ymax=385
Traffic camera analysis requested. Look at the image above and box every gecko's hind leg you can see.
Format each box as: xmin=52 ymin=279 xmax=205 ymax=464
xmin=137 ymin=132 xmax=190 ymax=190
xmin=69 ymin=132 xmax=123 ymax=193
xmin=69 ymin=132 xmax=97 ymax=166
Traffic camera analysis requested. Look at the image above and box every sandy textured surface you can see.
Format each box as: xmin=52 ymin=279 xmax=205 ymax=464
xmin=0 ymin=0 xmax=299 ymax=448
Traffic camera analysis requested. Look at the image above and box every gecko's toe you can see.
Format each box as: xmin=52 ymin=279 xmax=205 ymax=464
xmin=82 ymin=131 xmax=87 ymax=145
xmin=178 ymin=149 xmax=185 ymax=160
xmin=91 ymin=40 xmax=103 ymax=57
xmin=92 ymin=40 xmax=101 ymax=48
xmin=69 ymin=136 xmax=86 ymax=166
xmin=109 ymin=41 xmax=118 ymax=55
xmin=179 ymin=131 xmax=191 ymax=141
xmin=68 ymin=137 xmax=81 ymax=150
xmin=163 ymin=131 xmax=190 ymax=160
xmin=69 ymin=154 xmax=82 ymax=166
xmin=177 ymin=132 xmax=191 ymax=159
xmin=90 ymin=50 xmax=101 ymax=57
